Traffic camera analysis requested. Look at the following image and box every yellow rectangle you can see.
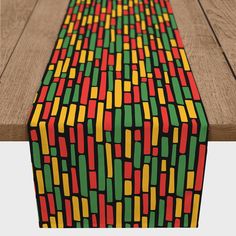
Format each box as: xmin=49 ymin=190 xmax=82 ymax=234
xmin=80 ymin=50 xmax=87 ymax=63
xmin=144 ymin=46 xmax=150 ymax=57
xmin=187 ymin=171 xmax=195 ymax=189
xmin=68 ymin=22 xmax=74 ymax=34
xmin=134 ymin=196 xmax=140 ymax=222
xmin=166 ymin=51 xmax=173 ymax=61
xmin=157 ymin=38 xmax=163 ymax=49
xmin=143 ymin=102 xmax=150 ymax=119
xmin=150 ymin=187 xmax=156 ymax=210
xmin=161 ymin=160 xmax=167 ymax=172
xmin=56 ymin=39 xmax=63 ymax=49
xmin=96 ymin=102 xmax=104 ymax=142
xmin=142 ymin=164 xmax=149 ymax=192
xmin=106 ymin=91 xmax=112 ymax=109
xmin=111 ymin=29 xmax=115 ymax=42
xmin=105 ymin=15 xmax=110 ymax=29
xmin=180 ymin=49 xmax=190 ymax=71
xmin=132 ymin=50 xmax=138 ymax=64
xmin=137 ymin=36 xmax=143 ymax=48
xmin=115 ymin=80 xmax=122 ymax=107
xmin=132 ymin=70 xmax=138 ymax=85
xmin=54 ymin=60 xmax=63 ymax=77
xmin=70 ymin=34 xmax=77 ymax=45
xmin=152 ymin=117 xmax=159 ymax=146
xmin=39 ymin=121 xmax=49 ymax=154
xmin=158 ymin=88 xmax=166 ymax=104
xmin=141 ymin=21 xmax=146 ymax=31
xmin=90 ymin=87 xmax=98 ymax=99
xmin=88 ymin=51 xmax=94 ymax=61
xmin=30 ymin=104 xmax=42 ymax=127
xmin=67 ymin=104 xmax=77 ymax=126
xmin=72 ymin=196 xmax=81 ymax=221
xmin=139 ymin=60 xmax=146 ymax=77
xmin=57 ymin=212 xmax=64 ymax=228
xmin=62 ymin=173 xmax=70 ymax=196
xmin=58 ymin=107 xmax=68 ymax=133
xmin=175 ymin=198 xmax=182 ymax=217
xmin=36 ymin=170 xmax=44 ymax=194
xmin=124 ymin=180 xmax=132 ymax=196
xmin=164 ymin=72 xmax=169 ymax=83
xmin=124 ymin=81 xmax=131 ymax=92
xmin=173 ymin=127 xmax=179 ymax=143
xmin=105 ymin=143 xmax=113 ymax=178
xmin=81 ymin=16 xmax=87 ymax=26
xmin=77 ymin=105 xmax=86 ymax=123
xmin=178 ymin=105 xmax=188 ymax=122
xmin=82 ymin=198 xmax=89 ymax=217
xmin=142 ymin=216 xmax=148 ymax=228
xmin=191 ymin=194 xmax=200 ymax=227
xmin=125 ymin=129 xmax=131 ymax=158
xmin=50 ymin=216 xmax=57 ymax=228
xmin=76 ymin=40 xmax=82 ymax=50
xmin=186 ymin=100 xmax=197 ymax=118
xmin=123 ymin=25 xmax=128 ymax=35
xmin=62 ymin=58 xmax=70 ymax=73
xmin=116 ymin=202 xmax=122 ymax=227
xmin=168 ymin=167 xmax=175 ymax=193
xmin=52 ymin=157 xmax=60 ymax=185
xmin=65 ymin=15 xmax=70 ymax=24
xmin=117 ymin=5 xmax=122 ymax=17
xmin=116 ymin=53 xmax=122 ymax=71
xmin=69 ymin=68 xmax=76 ymax=79
xmin=51 ymin=97 xmax=60 ymax=116
xmin=124 ymin=42 xmax=130 ymax=50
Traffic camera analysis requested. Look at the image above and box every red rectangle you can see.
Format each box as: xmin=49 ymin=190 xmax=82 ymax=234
xmin=71 ymin=167 xmax=79 ymax=194
xmin=99 ymin=194 xmax=106 ymax=227
xmin=166 ymin=196 xmax=173 ymax=221
xmin=104 ymin=111 xmax=112 ymax=131
xmin=124 ymin=162 xmax=132 ymax=179
xmin=144 ymin=121 xmax=151 ymax=154
xmin=65 ymin=199 xmax=72 ymax=227
xmin=80 ymin=77 xmax=90 ymax=105
xmin=39 ymin=196 xmax=48 ymax=222
xmin=160 ymin=173 xmax=166 ymax=197
xmin=184 ymin=191 xmax=193 ymax=213
xmin=179 ymin=123 xmax=188 ymax=154
xmin=195 ymin=144 xmax=207 ymax=191
xmin=58 ymin=136 xmax=68 ymax=158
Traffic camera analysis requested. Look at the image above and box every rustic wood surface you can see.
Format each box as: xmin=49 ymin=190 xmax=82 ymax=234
xmin=0 ymin=0 xmax=38 ymax=75
xmin=0 ymin=0 xmax=235 ymax=141
xmin=199 ymin=0 xmax=236 ymax=75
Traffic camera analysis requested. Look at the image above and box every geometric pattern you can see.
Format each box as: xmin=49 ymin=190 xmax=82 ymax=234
xmin=28 ymin=0 xmax=208 ymax=228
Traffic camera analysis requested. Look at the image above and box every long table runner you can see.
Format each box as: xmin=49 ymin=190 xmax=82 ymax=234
xmin=28 ymin=0 xmax=208 ymax=228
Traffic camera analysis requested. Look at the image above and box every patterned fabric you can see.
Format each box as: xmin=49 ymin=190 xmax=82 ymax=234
xmin=28 ymin=0 xmax=208 ymax=228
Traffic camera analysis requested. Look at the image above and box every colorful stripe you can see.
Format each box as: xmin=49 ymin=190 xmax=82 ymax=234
xmin=28 ymin=0 xmax=208 ymax=228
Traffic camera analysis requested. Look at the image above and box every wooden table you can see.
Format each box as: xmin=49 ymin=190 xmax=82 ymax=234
xmin=0 ymin=0 xmax=236 ymax=141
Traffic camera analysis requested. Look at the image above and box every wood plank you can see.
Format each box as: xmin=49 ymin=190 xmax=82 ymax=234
xmin=199 ymin=0 xmax=236 ymax=75
xmin=171 ymin=0 xmax=236 ymax=141
xmin=0 ymin=0 xmax=235 ymax=141
xmin=0 ymin=0 xmax=68 ymax=140
xmin=0 ymin=0 xmax=38 ymax=75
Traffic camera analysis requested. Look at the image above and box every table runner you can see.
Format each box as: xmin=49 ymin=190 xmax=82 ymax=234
xmin=28 ymin=0 xmax=208 ymax=228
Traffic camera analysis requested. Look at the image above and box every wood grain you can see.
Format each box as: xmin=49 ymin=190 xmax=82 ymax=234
xmin=0 ymin=0 xmax=235 ymax=141
xmin=199 ymin=0 xmax=236 ymax=75
xmin=0 ymin=0 xmax=68 ymax=140
xmin=0 ymin=0 xmax=38 ymax=75
xmin=171 ymin=0 xmax=236 ymax=141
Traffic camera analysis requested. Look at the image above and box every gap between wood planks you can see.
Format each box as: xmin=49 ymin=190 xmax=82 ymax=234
xmin=197 ymin=0 xmax=236 ymax=80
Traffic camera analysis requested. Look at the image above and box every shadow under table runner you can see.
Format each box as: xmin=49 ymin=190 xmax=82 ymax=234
xmin=28 ymin=0 xmax=208 ymax=228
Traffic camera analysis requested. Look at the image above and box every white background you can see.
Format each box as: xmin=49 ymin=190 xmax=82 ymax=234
xmin=0 ymin=142 xmax=235 ymax=235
